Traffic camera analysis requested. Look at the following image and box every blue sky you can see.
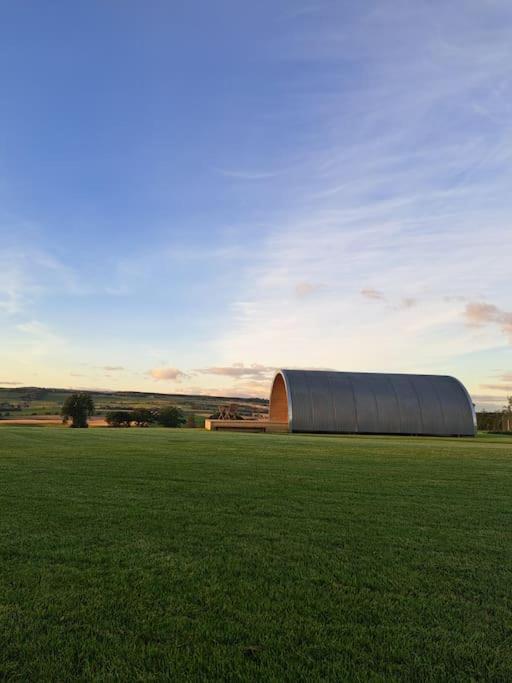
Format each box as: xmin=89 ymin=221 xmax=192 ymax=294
xmin=1 ymin=0 xmax=511 ymax=408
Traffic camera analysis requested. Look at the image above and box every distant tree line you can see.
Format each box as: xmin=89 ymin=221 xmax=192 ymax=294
xmin=61 ymin=393 xmax=196 ymax=429
xmin=477 ymin=397 xmax=512 ymax=433
xmin=105 ymin=406 xmax=188 ymax=428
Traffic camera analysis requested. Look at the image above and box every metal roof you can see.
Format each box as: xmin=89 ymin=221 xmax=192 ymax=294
xmin=271 ymin=370 xmax=476 ymax=436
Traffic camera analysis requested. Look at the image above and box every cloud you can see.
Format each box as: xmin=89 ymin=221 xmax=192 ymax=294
xmin=479 ymin=372 xmax=512 ymax=394
xmin=195 ymin=364 xmax=276 ymax=380
xmin=208 ymin=1 xmax=512 ymax=381
xmin=147 ymin=367 xmax=188 ymax=382
xmin=176 ymin=384 xmax=268 ymax=399
xmin=471 ymin=394 xmax=510 ymax=410
xmin=464 ymin=302 xmax=512 ymax=341
xmin=361 ymin=288 xmax=385 ymax=301
xmin=0 ymin=246 xmax=88 ymax=316
xmin=101 ymin=366 xmax=125 ymax=372
xmin=361 ymin=290 xmax=417 ymax=309
xmin=0 ymin=381 xmax=23 ymax=386
xmin=0 ymin=254 xmax=34 ymax=314
xmin=2 ymin=2 xmax=511 ymax=397
xmin=480 ymin=384 xmax=512 ymax=392
xmin=224 ymin=380 xmax=271 ymax=398
xmin=15 ymin=321 xmax=67 ymax=357
xmin=295 ymin=281 xmax=323 ymax=298
xmin=0 ymin=284 xmax=23 ymax=315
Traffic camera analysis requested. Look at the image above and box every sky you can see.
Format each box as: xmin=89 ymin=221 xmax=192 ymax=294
xmin=1 ymin=0 xmax=511 ymax=409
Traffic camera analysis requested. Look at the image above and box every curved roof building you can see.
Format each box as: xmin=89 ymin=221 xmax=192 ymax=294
xmin=270 ymin=369 xmax=476 ymax=436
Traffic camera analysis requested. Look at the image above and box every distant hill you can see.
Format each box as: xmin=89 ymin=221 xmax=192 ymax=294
xmin=0 ymin=386 xmax=268 ymax=423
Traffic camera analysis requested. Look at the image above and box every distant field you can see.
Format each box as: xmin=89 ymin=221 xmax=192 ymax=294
xmin=0 ymin=428 xmax=511 ymax=680
xmin=0 ymin=415 xmax=109 ymax=427
xmin=0 ymin=386 xmax=268 ymax=425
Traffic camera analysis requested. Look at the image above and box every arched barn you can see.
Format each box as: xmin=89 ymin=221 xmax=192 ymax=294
xmin=269 ymin=369 xmax=476 ymax=436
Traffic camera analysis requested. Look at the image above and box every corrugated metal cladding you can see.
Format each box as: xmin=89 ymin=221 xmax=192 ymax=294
xmin=273 ymin=370 xmax=476 ymax=436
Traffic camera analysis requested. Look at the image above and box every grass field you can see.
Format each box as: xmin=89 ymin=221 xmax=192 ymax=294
xmin=1 ymin=428 xmax=511 ymax=681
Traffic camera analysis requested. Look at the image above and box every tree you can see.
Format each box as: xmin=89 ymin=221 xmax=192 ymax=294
xmin=186 ymin=413 xmax=196 ymax=428
xmin=105 ymin=410 xmax=132 ymax=428
xmin=157 ymin=406 xmax=186 ymax=428
xmin=478 ymin=397 xmax=512 ymax=432
xmin=61 ymin=393 xmax=95 ymax=428
xmin=502 ymin=397 xmax=512 ymax=432
xmin=132 ymin=408 xmax=156 ymax=427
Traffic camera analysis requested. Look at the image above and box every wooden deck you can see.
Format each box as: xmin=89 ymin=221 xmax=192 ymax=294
xmin=205 ymin=419 xmax=288 ymax=433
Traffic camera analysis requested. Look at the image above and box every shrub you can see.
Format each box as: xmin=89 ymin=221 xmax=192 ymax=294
xmin=132 ymin=408 xmax=157 ymax=427
xmin=157 ymin=406 xmax=186 ymax=428
xmin=105 ymin=410 xmax=132 ymax=428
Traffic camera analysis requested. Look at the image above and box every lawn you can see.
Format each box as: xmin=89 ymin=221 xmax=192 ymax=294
xmin=0 ymin=428 xmax=511 ymax=681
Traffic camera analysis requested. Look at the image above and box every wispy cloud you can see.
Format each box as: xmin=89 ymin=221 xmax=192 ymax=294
xmin=224 ymin=379 xmax=271 ymax=398
xmin=1 ymin=2 xmax=511 ymax=401
xmin=210 ymin=1 xmax=512 ymax=384
xmin=479 ymin=371 xmax=512 ymax=395
xmin=471 ymin=393 xmax=509 ymax=410
xmin=0 ymin=252 xmax=37 ymax=314
xmin=361 ymin=290 xmax=417 ymax=309
xmin=0 ymin=246 xmax=87 ymax=315
xmin=480 ymin=383 xmax=512 ymax=392
xmin=195 ymin=363 xmax=276 ymax=380
xmin=464 ymin=302 xmax=512 ymax=342
xmin=16 ymin=321 xmax=66 ymax=352
xmin=361 ymin=288 xmax=385 ymax=301
xmin=295 ymin=281 xmax=323 ymax=298
xmin=176 ymin=383 xmax=268 ymax=399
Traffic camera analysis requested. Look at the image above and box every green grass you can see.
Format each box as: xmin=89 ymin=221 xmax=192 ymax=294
xmin=0 ymin=428 xmax=511 ymax=681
